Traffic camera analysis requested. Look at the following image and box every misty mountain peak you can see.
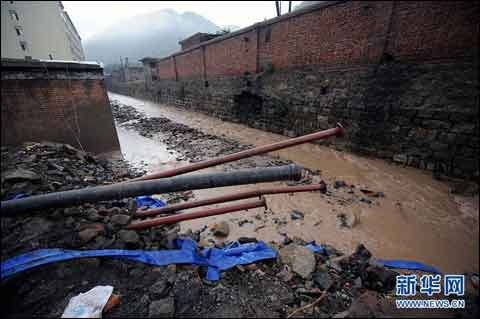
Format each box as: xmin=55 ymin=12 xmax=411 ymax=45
xmin=84 ymin=9 xmax=220 ymax=65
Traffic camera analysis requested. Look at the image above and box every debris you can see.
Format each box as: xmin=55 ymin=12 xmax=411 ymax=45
xmin=360 ymin=189 xmax=385 ymax=198
xmin=2 ymin=168 xmax=41 ymax=183
xmin=334 ymin=180 xmax=347 ymax=188
xmin=238 ymin=219 xmax=253 ymax=226
xmin=312 ymin=271 xmax=333 ymax=290
xmin=110 ymin=214 xmax=131 ymax=226
xmin=290 ymin=210 xmax=304 ymax=220
xmin=287 ymin=289 xmax=328 ymax=318
xmin=148 ymin=297 xmax=175 ymax=318
xmin=238 ymin=237 xmax=257 ymax=244
xmin=103 ymin=294 xmax=121 ymax=313
xmin=118 ymin=230 xmax=140 ymax=247
xmin=136 ymin=196 xmax=167 ymax=209
xmin=279 ymin=244 xmax=316 ymax=279
xmin=61 ymin=285 xmax=113 ymax=318
xmin=376 ymin=258 xmax=441 ymax=274
xmin=78 ymin=224 xmax=106 ymax=243
xmin=336 ymin=211 xmax=358 ymax=229
xmin=212 ymin=221 xmax=230 ymax=237
xmin=150 ymin=280 xmax=170 ymax=299
xmin=342 ymin=291 xmax=390 ymax=317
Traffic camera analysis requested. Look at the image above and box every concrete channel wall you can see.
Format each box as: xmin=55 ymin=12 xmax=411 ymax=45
xmin=1 ymin=59 xmax=121 ymax=155
xmin=109 ymin=1 xmax=479 ymax=178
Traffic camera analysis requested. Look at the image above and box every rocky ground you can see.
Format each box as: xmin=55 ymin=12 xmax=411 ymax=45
xmin=111 ymin=101 xmax=291 ymax=170
xmin=1 ymin=113 xmax=478 ymax=317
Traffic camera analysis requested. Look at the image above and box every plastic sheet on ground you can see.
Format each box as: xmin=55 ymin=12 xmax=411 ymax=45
xmin=376 ymin=259 xmax=442 ymax=274
xmin=135 ymin=195 xmax=166 ymax=209
xmin=304 ymin=242 xmax=441 ymax=274
xmin=0 ymin=239 xmax=277 ymax=281
xmin=305 ymin=241 xmax=325 ymax=254
xmin=202 ymin=241 xmax=278 ymax=281
xmin=61 ymin=285 xmax=113 ymax=318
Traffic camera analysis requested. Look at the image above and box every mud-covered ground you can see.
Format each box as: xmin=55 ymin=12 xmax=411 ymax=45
xmin=0 ymin=113 xmax=477 ymax=317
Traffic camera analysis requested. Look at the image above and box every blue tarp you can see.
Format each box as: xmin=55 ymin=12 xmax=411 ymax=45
xmin=376 ymin=259 xmax=441 ymax=274
xmin=304 ymin=242 xmax=441 ymax=274
xmin=0 ymin=239 xmax=277 ymax=281
xmin=135 ymin=196 xmax=167 ymax=209
xmin=202 ymin=241 xmax=278 ymax=280
xmin=305 ymin=241 xmax=325 ymax=254
xmin=1 ymin=238 xmax=441 ymax=281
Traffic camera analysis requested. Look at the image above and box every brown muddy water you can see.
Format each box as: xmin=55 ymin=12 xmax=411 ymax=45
xmin=109 ymin=92 xmax=479 ymax=274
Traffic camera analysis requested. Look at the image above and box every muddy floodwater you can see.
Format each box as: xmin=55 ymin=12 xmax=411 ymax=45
xmin=110 ymin=92 xmax=479 ymax=274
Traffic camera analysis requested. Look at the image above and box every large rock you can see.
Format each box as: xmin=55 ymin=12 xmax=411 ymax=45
xmin=86 ymin=208 xmax=102 ymax=222
xmin=110 ymin=214 xmax=131 ymax=226
xmin=78 ymin=224 xmax=105 ymax=243
xmin=118 ymin=230 xmax=140 ymax=246
xmin=279 ymin=245 xmax=316 ymax=279
xmin=312 ymin=271 xmax=333 ymax=290
xmin=149 ymin=297 xmax=175 ymax=318
xmin=2 ymin=168 xmax=40 ymax=182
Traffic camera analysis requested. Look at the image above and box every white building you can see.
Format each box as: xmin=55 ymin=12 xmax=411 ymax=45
xmin=1 ymin=1 xmax=85 ymax=61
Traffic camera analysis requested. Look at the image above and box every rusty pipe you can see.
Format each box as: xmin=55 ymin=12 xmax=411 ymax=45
xmin=130 ymin=123 xmax=344 ymax=182
xmin=134 ymin=183 xmax=326 ymax=219
xmin=127 ymin=197 xmax=267 ymax=230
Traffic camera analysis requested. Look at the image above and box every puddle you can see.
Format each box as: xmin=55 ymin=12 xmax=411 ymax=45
xmin=109 ymin=92 xmax=479 ymax=274
xmin=115 ymin=124 xmax=180 ymax=173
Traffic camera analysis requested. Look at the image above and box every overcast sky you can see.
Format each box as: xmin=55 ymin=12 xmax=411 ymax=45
xmin=63 ymin=1 xmax=302 ymax=40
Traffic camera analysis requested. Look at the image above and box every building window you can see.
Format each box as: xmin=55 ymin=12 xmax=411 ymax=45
xmin=15 ymin=26 xmax=22 ymax=36
xmin=9 ymin=10 xmax=19 ymax=21
xmin=19 ymin=41 xmax=27 ymax=51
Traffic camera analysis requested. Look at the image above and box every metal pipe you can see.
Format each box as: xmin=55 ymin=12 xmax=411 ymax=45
xmin=134 ymin=183 xmax=326 ymax=218
xmin=127 ymin=198 xmax=267 ymax=230
xmin=1 ymin=165 xmax=302 ymax=215
xmin=130 ymin=123 xmax=344 ymax=182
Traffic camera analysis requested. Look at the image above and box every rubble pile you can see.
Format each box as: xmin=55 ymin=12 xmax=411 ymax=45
xmin=1 ymin=142 xmax=477 ymax=318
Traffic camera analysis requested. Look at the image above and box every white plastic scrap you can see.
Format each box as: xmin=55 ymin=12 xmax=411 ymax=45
xmin=61 ymin=285 xmax=114 ymax=318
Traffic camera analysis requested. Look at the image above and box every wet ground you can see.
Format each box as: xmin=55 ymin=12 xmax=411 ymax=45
xmin=109 ymin=92 xmax=479 ymax=275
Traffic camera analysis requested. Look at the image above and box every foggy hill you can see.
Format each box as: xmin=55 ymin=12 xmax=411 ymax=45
xmin=83 ymin=9 xmax=220 ymax=65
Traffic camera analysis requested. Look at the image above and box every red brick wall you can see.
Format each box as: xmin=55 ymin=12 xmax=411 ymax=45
xmin=175 ymin=48 xmax=204 ymax=80
xmin=205 ymin=29 xmax=258 ymax=77
xmin=267 ymin=1 xmax=393 ymax=69
xmin=386 ymin=1 xmax=479 ymax=60
xmin=157 ymin=58 xmax=176 ymax=80
xmin=1 ymin=77 xmax=120 ymax=154
xmin=156 ymin=1 xmax=478 ymax=79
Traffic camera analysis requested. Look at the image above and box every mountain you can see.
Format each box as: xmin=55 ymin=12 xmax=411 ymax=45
xmin=83 ymin=9 xmax=220 ymax=65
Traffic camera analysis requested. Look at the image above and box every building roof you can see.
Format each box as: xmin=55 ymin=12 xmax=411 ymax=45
xmin=139 ymin=57 xmax=161 ymax=63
